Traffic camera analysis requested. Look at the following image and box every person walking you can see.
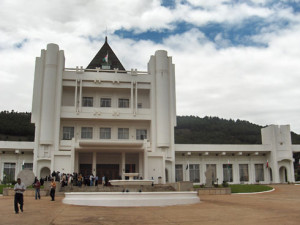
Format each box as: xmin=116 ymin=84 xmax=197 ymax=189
xmin=50 ymin=178 xmax=56 ymax=201
xmin=14 ymin=178 xmax=26 ymax=214
xmin=34 ymin=179 xmax=41 ymax=200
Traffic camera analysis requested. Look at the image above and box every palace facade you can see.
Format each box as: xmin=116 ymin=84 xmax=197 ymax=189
xmin=0 ymin=38 xmax=299 ymax=184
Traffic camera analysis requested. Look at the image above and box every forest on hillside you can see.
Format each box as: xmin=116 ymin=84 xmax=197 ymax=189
xmin=0 ymin=111 xmax=300 ymax=144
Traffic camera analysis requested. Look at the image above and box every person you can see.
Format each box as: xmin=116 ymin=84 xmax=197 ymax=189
xmin=95 ymin=175 xmax=98 ymax=186
xmin=102 ymin=175 xmax=105 ymax=186
xmin=40 ymin=177 xmax=44 ymax=186
xmin=89 ymin=174 xmax=94 ymax=186
xmin=34 ymin=179 xmax=41 ymax=200
xmin=50 ymin=178 xmax=56 ymax=201
xmin=14 ymin=178 xmax=26 ymax=214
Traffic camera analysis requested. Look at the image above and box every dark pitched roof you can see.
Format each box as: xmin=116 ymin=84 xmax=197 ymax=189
xmin=86 ymin=37 xmax=126 ymax=71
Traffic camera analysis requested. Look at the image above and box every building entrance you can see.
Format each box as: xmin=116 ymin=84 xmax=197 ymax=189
xmin=79 ymin=164 xmax=92 ymax=176
xmin=97 ymin=164 xmax=120 ymax=180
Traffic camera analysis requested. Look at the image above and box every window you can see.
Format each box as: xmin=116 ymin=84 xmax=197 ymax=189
xmin=136 ymin=129 xmax=147 ymax=140
xmin=137 ymin=103 xmax=142 ymax=108
xmin=100 ymin=98 xmax=111 ymax=107
xmin=239 ymin=164 xmax=249 ymax=182
xmin=118 ymin=98 xmax=129 ymax=108
xmin=255 ymin=164 xmax=264 ymax=182
xmin=81 ymin=127 xmax=93 ymax=139
xmin=63 ymin=127 xmax=74 ymax=140
xmin=82 ymin=97 xmax=93 ymax=107
xmin=23 ymin=163 xmax=33 ymax=170
xmin=175 ymin=164 xmax=183 ymax=182
xmin=100 ymin=128 xmax=111 ymax=139
xmin=189 ymin=164 xmax=200 ymax=182
xmin=118 ymin=128 xmax=129 ymax=139
xmin=206 ymin=164 xmax=217 ymax=182
xmin=3 ymin=163 xmax=16 ymax=182
xmin=223 ymin=164 xmax=233 ymax=182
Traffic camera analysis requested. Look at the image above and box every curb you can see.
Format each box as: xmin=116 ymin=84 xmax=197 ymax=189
xmin=232 ymin=188 xmax=275 ymax=195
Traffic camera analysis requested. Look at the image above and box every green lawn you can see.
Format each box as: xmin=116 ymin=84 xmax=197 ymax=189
xmin=229 ymin=184 xmax=273 ymax=193
xmin=0 ymin=184 xmax=14 ymax=194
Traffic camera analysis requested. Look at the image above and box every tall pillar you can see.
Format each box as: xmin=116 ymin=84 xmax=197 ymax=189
xmin=92 ymin=152 xmax=97 ymax=176
xmin=121 ymin=152 xmax=126 ymax=179
xmin=139 ymin=152 xmax=143 ymax=178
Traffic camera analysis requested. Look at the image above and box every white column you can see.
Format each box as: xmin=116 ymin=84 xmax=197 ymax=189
xmin=121 ymin=152 xmax=126 ymax=179
xmin=139 ymin=152 xmax=143 ymax=178
xmin=70 ymin=147 xmax=75 ymax=173
xmin=92 ymin=152 xmax=97 ymax=176
xmin=135 ymin=82 xmax=138 ymax=113
xmin=130 ymin=82 xmax=134 ymax=113
xmin=79 ymin=79 xmax=82 ymax=111
xmin=75 ymin=151 xmax=79 ymax=173
xmin=74 ymin=80 xmax=78 ymax=111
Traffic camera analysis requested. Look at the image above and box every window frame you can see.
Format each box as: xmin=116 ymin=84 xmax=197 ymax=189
xmin=100 ymin=98 xmax=111 ymax=108
xmin=118 ymin=128 xmax=129 ymax=139
xmin=82 ymin=97 xmax=93 ymax=107
xmin=81 ymin=127 xmax=93 ymax=139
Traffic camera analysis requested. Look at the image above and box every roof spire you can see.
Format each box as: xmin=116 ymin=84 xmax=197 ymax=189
xmin=105 ymin=36 xmax=107 ymax=43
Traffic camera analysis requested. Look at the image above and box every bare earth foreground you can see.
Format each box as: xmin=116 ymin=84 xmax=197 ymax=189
xmin=0 ymin=185 xmax=299 ymax=225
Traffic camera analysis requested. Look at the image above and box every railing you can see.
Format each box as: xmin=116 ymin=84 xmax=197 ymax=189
xmin=64 ymin=67 xmax=149 ymax=75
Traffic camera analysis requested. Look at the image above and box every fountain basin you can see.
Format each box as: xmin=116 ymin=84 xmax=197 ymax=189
xmin=63 ymin=191 xmax=200 ymax=207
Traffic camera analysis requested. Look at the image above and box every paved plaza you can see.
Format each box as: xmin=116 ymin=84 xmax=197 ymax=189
xmin=0 ymin=184 xmax=299 ymax=225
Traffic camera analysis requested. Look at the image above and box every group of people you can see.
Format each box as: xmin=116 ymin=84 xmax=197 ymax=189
xmin=48 ymin=171 xmax=111 ymax=187
xmin=13 ymin=171 xmax=114 ymax=214
xmin=14 ymin=177 xmax=57 ymax=214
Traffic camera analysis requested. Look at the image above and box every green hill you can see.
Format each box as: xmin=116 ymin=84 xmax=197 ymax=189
xmin=0 ymin=111 xmax=300 ymax=144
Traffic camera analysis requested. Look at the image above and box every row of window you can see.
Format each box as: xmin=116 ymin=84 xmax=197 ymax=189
xmin=175 ymin=164 xmax=265 ymax=183
xmin=63 ymin=127 xmax=147 ymax=140
xmin=82 ymin=97 xmax=142 ymax=108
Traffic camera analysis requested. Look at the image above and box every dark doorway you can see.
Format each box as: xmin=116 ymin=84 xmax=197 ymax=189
xmin=79 ymin=164 xmax=92 ymax=176
xmin=97 ymin=164 xmax=120 ymax=180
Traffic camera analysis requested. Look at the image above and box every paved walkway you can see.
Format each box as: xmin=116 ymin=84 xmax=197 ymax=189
xmin=0 ymin=184 xmax=299 ymax=225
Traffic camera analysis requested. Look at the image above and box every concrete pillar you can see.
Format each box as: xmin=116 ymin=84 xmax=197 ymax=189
xmin=92 ymin=152 xmax=97 ymax=176
xmin=121 ymin=152 xmax=125 ymax=179
xmin=139 ymin=152 xmax=143 ymax=178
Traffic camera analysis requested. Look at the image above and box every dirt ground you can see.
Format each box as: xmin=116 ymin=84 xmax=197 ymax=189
xmin=0 ymin=184 xmax=299 ymax=225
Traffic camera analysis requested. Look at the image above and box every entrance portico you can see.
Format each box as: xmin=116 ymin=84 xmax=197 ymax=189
xmin=73 ymin=140 xmax=147 ymax=180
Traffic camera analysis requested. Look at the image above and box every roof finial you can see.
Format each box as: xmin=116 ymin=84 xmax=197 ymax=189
xmin=105 ymin=26 xmax=108 ymax=43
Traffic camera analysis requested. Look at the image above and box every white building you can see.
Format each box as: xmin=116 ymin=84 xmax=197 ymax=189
xmin=0 ymin=38 xmax=299 ymax=184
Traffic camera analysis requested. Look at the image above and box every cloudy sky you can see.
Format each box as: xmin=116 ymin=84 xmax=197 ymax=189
xmin=1 ymin=0 xmax=300 ymax=133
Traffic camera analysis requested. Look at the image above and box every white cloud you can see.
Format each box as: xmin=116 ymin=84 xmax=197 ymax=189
xmin=1 ymin=0 xmax=300 ymax=134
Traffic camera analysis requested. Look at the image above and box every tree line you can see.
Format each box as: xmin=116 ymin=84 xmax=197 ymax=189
xmin=0 ymin=111 xmax=300 ymax=144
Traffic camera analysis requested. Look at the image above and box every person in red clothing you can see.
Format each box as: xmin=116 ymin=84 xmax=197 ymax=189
xmin=34 ymin=179 xmax=41 ymax=200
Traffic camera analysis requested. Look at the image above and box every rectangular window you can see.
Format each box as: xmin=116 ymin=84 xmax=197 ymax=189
xmin=137 ymin=103 xmax=142 ymax=108
xmin=81 ymin=127 xmax=93 ymax=139
xmin=223 ymin=164 xmax=233 ymax=182
xmin=118 ymin=98 xmax=129 ymax=108
xmin=189 ymin=164 xmax=200 ymax=182
xmin=100 ymin=128 xmax=111 ymax=139
xmin=175 ymin=164 xmax=183 ymax=182
xmin=3 ymin=163 xmax=16 ymax=182
xmin=239 ymin=164 xmax=249 ymax=182
xmin=206 ymin=164 xmax=217 ymax=182
xmin=100 ymin=98 xmax=111 ymax=107
xmin=118 ymin=128 xmax=129 ymax=139
xmin=136 ymin=129 xmax=147 ymax=140
xmin=23 ymin=163 xmax=33 ymax=171
xmin=82 ymin=97 xmax=93 ymax=107
xmin=63 ymin=127 xmax=74 ymax=140
xmin=255 ymin=164 xmax=264 ymax=182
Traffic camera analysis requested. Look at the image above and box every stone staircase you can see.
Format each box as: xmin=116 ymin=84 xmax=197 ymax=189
xmin=60 ymin=184 xmax=176 ymax=193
